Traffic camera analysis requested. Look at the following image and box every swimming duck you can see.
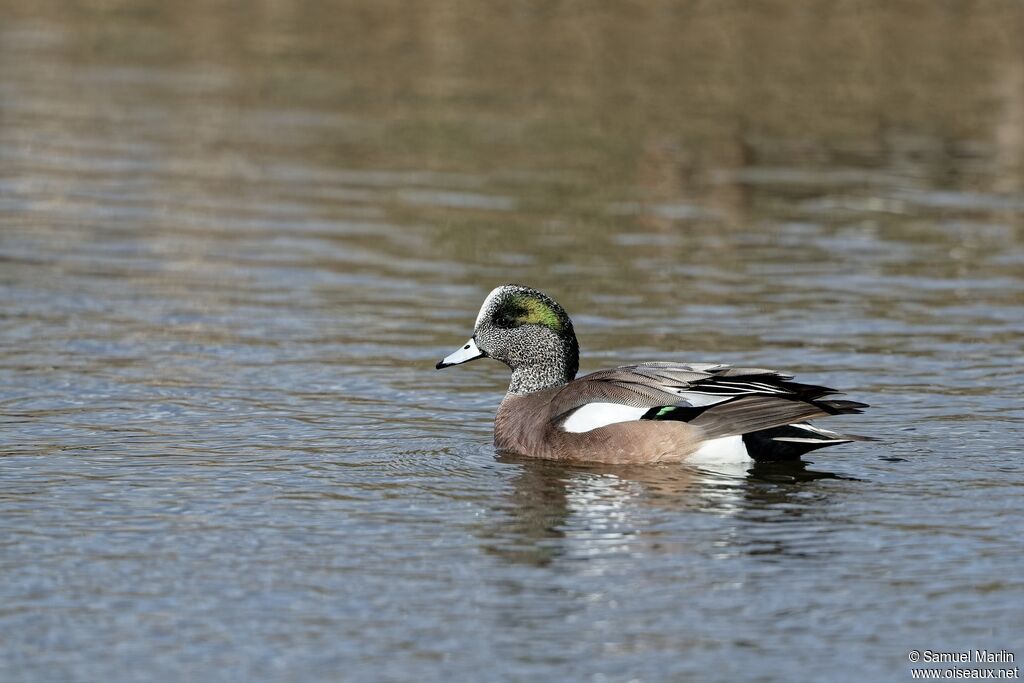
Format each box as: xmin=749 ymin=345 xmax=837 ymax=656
xmin=436 ymin=284 xmax=869 ymax=464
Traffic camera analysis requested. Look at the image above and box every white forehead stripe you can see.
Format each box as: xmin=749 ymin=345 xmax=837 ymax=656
xmin=561 ymin=403 xmax=648 ymax=433
xmin=474 ymin=286 xmax=506 ymax=328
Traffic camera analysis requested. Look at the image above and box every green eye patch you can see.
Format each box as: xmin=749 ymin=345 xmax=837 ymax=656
xmin=496 ymin=296 xmax=565 ymax=332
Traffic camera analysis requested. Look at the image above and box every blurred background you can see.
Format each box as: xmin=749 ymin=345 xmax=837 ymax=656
xmin=1 ymin=1 xmax=1022 ymax=682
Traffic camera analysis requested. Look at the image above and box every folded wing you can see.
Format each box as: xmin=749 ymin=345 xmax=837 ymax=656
xmin=552 ymin=362 xmax=867 ymax=441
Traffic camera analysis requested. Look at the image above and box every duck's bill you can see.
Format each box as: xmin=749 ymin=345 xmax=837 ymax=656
xmin=436 ymin=338 xmax=486 ymax=369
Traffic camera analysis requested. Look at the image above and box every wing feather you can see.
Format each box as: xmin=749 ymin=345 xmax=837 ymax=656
xmin=551 ymin=361 xmax=866 ymax=435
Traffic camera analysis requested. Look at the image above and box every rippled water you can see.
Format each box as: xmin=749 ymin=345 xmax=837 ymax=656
xmin=2 ymin=2 xmax=1023 ymax=681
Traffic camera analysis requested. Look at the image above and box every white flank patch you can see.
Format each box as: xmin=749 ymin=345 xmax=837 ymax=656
xmin=688 ymin=435 xmax=751 ymax=464
xmin=561 ymin=403 xmax=648 ymax=433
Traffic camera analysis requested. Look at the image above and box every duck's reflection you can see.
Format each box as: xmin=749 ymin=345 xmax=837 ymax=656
xmin=481 ymin=453 xmax=848 ymax=567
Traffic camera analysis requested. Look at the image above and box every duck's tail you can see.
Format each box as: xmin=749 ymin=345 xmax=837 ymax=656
xmin=742 ymin=422 xmax=875 ymax=461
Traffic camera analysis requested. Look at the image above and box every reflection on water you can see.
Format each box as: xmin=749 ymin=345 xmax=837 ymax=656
xmin=1 ymin=1 xmax=1023 ymax=682
xmin=486 ymin=456 xmax=849 ymax=569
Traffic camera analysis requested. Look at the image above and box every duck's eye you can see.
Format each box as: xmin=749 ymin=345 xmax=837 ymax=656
xmin=493 ymin=302 xmax=528 ymax=329
xmin=493 ymin=311 xmax=519 ymax=329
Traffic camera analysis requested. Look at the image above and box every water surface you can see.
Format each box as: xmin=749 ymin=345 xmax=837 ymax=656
xmin=1 ymin=2 xmax=1023 ymax=681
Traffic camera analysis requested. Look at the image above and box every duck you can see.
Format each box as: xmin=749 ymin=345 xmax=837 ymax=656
xmin=436 ymin=284 xmax=870 ymax=465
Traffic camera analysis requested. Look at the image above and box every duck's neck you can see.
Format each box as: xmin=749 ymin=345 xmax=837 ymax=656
xmin=507 ymin=366 xmax=566 ymax=395
xmin=506 ymin=338 xmax=579 ymax=395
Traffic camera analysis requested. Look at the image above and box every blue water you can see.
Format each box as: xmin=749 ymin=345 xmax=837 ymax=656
xmin=1 ymin=3 xmax=1023 ymax=681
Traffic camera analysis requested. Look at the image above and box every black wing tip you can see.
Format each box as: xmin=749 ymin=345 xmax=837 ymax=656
xmin=818 ymin=399 xmax=870 ymax=415
xmin=844 ymin=432 xmax=879 ymax=442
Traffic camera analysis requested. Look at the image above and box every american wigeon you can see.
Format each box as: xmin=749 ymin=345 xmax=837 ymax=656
xmin=436 ymin=284 xmax=869 ymax=464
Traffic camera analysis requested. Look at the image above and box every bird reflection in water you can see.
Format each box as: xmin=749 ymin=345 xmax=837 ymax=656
xmin=481 ymin=453 xmax=852 ymax=568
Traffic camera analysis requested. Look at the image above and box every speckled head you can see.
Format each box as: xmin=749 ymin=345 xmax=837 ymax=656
xmin=436 ymin=284 xmax=579 ymax=395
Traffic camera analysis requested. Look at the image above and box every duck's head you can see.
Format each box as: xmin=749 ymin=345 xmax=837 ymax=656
xmin=436 ymin=284 xmax=579 ymax=393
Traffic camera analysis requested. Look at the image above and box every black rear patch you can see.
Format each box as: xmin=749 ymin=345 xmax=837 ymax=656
xmin=743 ymin=425 xmax=849 ymax=461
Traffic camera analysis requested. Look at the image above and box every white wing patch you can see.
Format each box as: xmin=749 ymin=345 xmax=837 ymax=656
xmin=561 ymin=403 xmax=648 ymax=433
xmin=674 ymin=391 xmax=735 ymax=407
